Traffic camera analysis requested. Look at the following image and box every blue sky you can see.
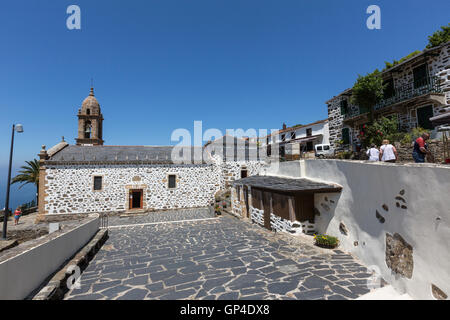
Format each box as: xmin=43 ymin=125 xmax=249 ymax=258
xmin=0 ymin=0 xmax=449 ymax=208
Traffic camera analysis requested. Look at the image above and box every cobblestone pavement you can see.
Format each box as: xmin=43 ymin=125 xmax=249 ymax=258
xmin=65 ymin=210 xmax=374 ymax=300
xmin=108 ymin=208 xmax=215 ymax=227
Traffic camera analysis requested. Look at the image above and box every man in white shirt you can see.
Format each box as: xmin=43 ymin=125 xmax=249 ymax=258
xmin=379 ymin=139 xmax=398 ymax=162
xmin=366 ymin=144 xmax=380 ymax=161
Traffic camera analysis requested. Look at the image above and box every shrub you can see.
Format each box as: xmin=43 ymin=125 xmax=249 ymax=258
xmin=359 ymin=117 xmax=398 ymax=147
xmin=314 ymin=234 xmax=339 ymax=249
xmin=410 ymin=127 xmax=429 ymax=141
xmin=426 ymin=23 xmax=450 ymax=49
xmin=384 ymin=51 xmax=422 ymax=70
xmin=335 ymin=151 xmax=353 ymax=159
xmin=350 ymin=70 xmax=386 ymax=122
xmin=400 ymin=133 xmax=413 ymax=145
xmin=386 ymin=132 xmax=408 ymax=144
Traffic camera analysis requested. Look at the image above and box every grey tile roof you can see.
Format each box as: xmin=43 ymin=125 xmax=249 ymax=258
xmin=231 ymin=175 xmax=342 ymax=193
xmin=47 ymin=145 xmax=209 ymax=164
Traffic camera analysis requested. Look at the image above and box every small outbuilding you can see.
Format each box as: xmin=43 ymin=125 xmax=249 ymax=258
xmin=230 ymin=175 xmax=342 ymax=234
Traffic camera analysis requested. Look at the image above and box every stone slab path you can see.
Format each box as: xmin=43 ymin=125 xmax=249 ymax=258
xmin=108 ymin=208 xmax=215 ymax=227
xmin=65 ymin=209 xmax=374 ymax=300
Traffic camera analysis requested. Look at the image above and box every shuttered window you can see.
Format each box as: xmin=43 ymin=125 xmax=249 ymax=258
xmin=93 ymin=176 xmax=102 ymax=191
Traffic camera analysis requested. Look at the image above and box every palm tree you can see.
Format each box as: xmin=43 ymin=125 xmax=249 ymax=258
xmin=11 ymin=159 xmax=40 ymax=205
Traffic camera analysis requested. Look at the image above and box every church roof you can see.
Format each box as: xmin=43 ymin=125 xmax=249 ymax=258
xmin=46 ymin=145 xmax=210 ymax=165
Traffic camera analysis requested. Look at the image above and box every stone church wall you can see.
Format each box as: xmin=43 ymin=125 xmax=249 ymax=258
xmin=220 ymin=161 xmax=265 ymax=189
xmin=43 ymin=164 xmax=221 ymax=214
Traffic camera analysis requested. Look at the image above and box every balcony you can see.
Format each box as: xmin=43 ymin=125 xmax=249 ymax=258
xmin=343 ymin=108 xmax=369 ymax=122
xmin=343 ymin=76 xmax=443 ymax=122
xmin=374 ymin=76 xmax=442 ymax=111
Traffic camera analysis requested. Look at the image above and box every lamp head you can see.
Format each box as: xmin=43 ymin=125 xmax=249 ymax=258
xmin=15 ymin=124 xmax=24 ymax=133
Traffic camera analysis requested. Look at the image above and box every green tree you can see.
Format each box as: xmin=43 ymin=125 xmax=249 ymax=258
xmin=426 ymin=23 xmax=450 ymax=49
xmin=11 ymin=159 xmax=40 ymax=204
xmin=350 ymin=69 xmax=385 ymax=123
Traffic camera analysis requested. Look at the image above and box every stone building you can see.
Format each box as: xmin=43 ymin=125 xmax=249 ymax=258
xmin=327 ymin=41 xmax=450 ymax=149
xmin=230 ymin=174 xmax=342 ymax=235
xmin=37 ymin=88 xmax=266 ymax=220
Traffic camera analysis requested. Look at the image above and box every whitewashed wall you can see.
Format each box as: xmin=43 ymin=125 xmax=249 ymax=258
xmin=301 ymin=160 xmax=450 ymax=300
xmin=271 ymin=121 xmax=329 ymax=145
xmin=44 ymin=164 xmax=221 ymax=214
xmin=0 ymin=217 xmax=99 ymax=300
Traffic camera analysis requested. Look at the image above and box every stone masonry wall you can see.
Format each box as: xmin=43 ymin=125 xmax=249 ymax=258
xmin=44 ymin=164 xmax=221 ymax=214
xmin=220 ymin=161 xmax=265 ymax=189
xmin=327 ymin=43 xmax=450 ymax=149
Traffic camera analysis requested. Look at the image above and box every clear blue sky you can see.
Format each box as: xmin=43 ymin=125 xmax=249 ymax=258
xmin=1 ymin=0 xmax=449 ymax=208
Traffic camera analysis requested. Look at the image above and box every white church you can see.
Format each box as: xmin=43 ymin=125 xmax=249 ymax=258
xmin=36 ymin=88 xmax=265 ymax=220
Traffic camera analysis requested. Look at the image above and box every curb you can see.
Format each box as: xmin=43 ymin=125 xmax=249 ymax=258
xmin=32 ymin=228 xmax=108 ymax=300
xmin=0 ymin=240 xmax=19 ymax=253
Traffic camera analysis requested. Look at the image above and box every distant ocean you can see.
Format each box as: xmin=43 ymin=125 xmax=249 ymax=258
xmin=0 ymin=166 xmax=37 ymax=210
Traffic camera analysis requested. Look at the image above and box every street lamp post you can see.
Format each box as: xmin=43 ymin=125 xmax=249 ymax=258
xmin=2 ymin=124 xmax=23 ymax=240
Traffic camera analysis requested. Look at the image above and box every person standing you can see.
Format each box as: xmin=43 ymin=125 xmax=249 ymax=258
xmin=14 ymin=206 xmax=22 ymax=225
xmin=366 ymin=144 xmax=380 ymax=161
xmin=412 ymin=132 xmax=431 ymax=163
xmin=379 ymin=140 xmax=398 ymax=163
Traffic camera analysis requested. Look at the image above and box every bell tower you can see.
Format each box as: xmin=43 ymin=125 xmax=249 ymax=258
xmin=76 ymin=87 xmax=104 ymax=146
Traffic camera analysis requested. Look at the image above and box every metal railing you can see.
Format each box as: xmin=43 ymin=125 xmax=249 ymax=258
xmin=343 ymin=108 xmax=369 ymax=121
xmin=343 ymin=76 xmax=442 ymax=121
xmin=374 ymin=76 xmax=442 ymax=111
xmin=100 ymin=212 xmax=109 ymax=229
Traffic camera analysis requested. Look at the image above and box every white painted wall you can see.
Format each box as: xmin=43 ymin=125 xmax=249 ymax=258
xmin=45 ymin=164 xmax=221 ymax=214
xmin=0 ymin=217 xmax=99 ymax=300
xmin=270 ymin=121 xmax=329 ymax=145
xmin=299 ymin=160 xmax=450 ymax=300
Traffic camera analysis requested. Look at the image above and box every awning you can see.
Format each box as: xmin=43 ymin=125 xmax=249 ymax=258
xmin=231 ymin=175 xmax=342 ymax=194
xmin=430 ymin=110 xmax=450 ymax=126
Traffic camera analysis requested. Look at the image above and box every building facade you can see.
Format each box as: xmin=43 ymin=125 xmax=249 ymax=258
xmin=327 ymin=41 xmax=450 ymax=149
xmin=263 ymin=119 xmax=330 ymax=159
xmin=37 ymin=89 xmax=267 ymax=219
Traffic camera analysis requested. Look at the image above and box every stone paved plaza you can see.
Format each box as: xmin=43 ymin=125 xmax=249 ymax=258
xmin=108 ymin=208 xmax=215 ymax=227
xmin=65 ymin=209 xmax=374 ymax=300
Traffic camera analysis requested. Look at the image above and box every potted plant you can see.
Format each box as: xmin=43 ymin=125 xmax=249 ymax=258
xmin=314 ymin=234 xmax=339 ymax=249
xmin=214 ymin=204 xmax=222 ymax=215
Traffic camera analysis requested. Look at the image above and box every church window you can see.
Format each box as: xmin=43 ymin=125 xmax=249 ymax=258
xmin=168 ymin=174 xmax=177 ymax=189
xmin=93 ymin=176 xmax=102 ymax=191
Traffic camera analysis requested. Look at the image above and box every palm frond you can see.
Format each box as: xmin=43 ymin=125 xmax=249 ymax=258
xmin=11 ymin=159 xmax=40 ymax=189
